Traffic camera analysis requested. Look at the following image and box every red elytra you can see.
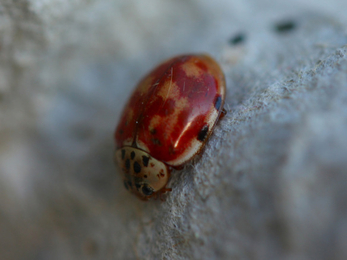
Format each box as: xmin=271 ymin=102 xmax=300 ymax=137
xmin=114 ymin=54 xmax=226 ymax=200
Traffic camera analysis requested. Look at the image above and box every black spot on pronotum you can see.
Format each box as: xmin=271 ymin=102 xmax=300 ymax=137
xmin=229 ymin=32 xmax=246 ymax=45
xmin=274 ymin=20 xmax=296 ymax=33
xmin=197 ymin=124 xmax=209 ymax=142
xmin=131 ymin=151 xmax=135 ymax=160
xmin=134 ymin=161 xmax=141 ymax=173
xmin=142 ymin=156 xmax=150 ymax=167
xmin=125 ymin=159 xmax=130 ymax=170
xmin=214 ymin=95 xmax=222 ymax=111
xmin=150 ymin=128 xmax=157 ymax=135
xmin=135 ymin=183 xmax=141 ymax=190
xmin=121 ymin=149 xmax=125 ymax=159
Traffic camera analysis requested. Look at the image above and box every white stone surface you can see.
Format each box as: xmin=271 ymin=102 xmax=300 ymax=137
xmin=1 ymin=0 xmax=347 ymax=259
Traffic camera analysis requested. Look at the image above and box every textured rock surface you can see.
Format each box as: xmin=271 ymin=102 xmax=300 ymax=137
xmin=1 ymin=1 xmax=347 ymax=259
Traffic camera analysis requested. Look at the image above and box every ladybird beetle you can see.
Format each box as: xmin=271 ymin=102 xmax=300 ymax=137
xmin=114 ymin=54 xmax=226 ymax=200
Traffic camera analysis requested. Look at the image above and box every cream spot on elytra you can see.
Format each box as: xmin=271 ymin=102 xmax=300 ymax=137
xmin=181 ymin=60 xmax=203 ymax=77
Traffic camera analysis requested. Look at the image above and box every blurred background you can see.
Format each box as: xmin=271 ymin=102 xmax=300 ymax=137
xmin=1 ymin=0 xmax=347 ymax=259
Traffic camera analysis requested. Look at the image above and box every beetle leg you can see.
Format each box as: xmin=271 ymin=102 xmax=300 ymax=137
xmin=219 ymin=108 xmax=227 ymax=119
